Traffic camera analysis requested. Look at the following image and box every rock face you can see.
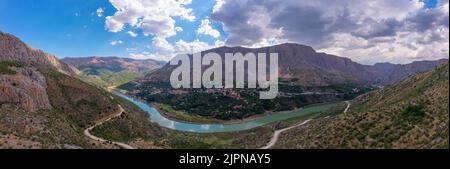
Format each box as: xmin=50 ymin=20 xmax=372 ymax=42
xmin=0 ymin=67 xmax=52 ymax=112
xmin=0 ymin=31 xmax=79 ymax=112
xmin=0 ymin=32 xmax=80 ymax=76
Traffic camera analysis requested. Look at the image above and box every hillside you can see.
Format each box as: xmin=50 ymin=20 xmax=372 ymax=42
xmin=61 ymin=56 xmax=164 ymax=88
xmin=120 ymin=43 xmax=446 ymax=120
xmin=139 ymin=43 xmax=447 ymax=86
xmin=0 ymin=32 xmax=79 ymax=76
xmin=273 ymin=62 xmax=449 ymax=149
xmin=0 ymin=32 xmax=164 ymax=148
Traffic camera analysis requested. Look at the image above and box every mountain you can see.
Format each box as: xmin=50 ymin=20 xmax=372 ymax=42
xmin=61 ymin=56 xmax=165 ymax=73
xmin=274 ymin=62 xmax=449 ymax=148
xmin=372 ymin=60 xmax=449 ymax=84
xmin=120 ymin=43 xmax=446 ymax=120
xmin=61 ymin=56 xmax=165 ymax=88
xmin=140 ymin=43 xmax=447 ymax=86
xmin=0 ymin=32 xmax=80 ymax=76
xmin=0 ymin=32 xmax=163 ymax=148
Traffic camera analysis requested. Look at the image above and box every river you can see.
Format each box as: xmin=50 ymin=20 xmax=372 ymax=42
xmin=113 ymin=91 xmax=337 ymax=133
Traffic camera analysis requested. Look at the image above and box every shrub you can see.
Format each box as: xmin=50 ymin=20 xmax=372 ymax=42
xmin=401 ymin=103 xmax=426 ymax=123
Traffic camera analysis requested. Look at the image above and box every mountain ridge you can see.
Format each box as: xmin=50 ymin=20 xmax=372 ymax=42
xmin=61 ymin=56 xmax=165 ymax=73
xmin=137 ymin=43 xmax=447 ymax=86
xmin=1 ymin=31 xmax=165 ymax=148
xmin=0 ymin=32 xmax=80 ymax=76
xmin=61 ymin=56 xmax=165 ymax=88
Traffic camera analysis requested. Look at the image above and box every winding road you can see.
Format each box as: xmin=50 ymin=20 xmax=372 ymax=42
xmin=261 ymin=119 xmax=312 ymax=149
xmin=261 ymin=101 xmax=351 ymax=149
xmin=83 ymin=105 xmax=135 ymax=149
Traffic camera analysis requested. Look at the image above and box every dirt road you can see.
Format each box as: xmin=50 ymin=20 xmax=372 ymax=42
xmin=83 ymin=105 xmax=135 ymax=149
xmin=261 ymin=101 xmax=351 ymax=149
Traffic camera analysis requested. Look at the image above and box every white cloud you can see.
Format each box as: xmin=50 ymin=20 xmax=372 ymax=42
xmin=110 ymin=40 xmax=123 ymax=46
xmin=174 ymin=39 xmax=223 ymax=54
xmin=211 ymin=0 xmax=449 ymax=64
xmin=127 ymin=31 xmax=138 ymax=37
xmin=96 ymin=7 xmax=104 ymax=17
xmin=213 ymin=0 xmax=225 ymax=13
xmin=248 ymin=37 xmax=286 ymax=48
xmin=105 ymin=0 xmax=199 ymax=59
xmin=197 ymin=19 xmax=221 ymax=38
xmin=129 ymin=52 xmax=165 ymax=60
xmin=320 ymin=27 xmax=449 ymax=64
xmin=105 ymin=0 xmax=195 ymax=39
xmin=133 ymin=39 xmax=225 ymax=61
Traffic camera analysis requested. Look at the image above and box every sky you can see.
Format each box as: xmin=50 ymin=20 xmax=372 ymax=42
xmin=0 ymin=0 xmax=448 ymax=64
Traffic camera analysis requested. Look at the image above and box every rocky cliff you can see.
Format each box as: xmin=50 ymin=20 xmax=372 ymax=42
xmin=0 ymin=32 xmax=80 ymax=112
xmin=0 ymin=66 xmax=52 ymax=112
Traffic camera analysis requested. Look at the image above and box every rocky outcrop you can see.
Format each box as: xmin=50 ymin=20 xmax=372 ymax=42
xmin=0 ymin=66 xmax=52 ymax=112
xmin=0 ymin=31 xmax=84 ymax=112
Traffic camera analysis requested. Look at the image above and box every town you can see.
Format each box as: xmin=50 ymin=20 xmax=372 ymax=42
xmin=169 ymin=52 xmax=279 ymax=99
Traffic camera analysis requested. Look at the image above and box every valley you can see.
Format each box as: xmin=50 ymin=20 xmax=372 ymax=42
xmin=1 ymin=31 xmax=448 ymax=149
xmin=61 ymin=56 xmax=165 ymax=88
xmin=119 ymin=44 xmax=446 ymax=121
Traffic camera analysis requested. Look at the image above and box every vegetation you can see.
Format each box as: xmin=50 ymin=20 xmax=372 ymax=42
xmin=154 ymin=103 xmax=227 ymax=124
xmin=90 ymin=95 xmax=348 ymax=149
xmin=0 ymin=65 xmax=145 ymax=148
xmin=121 ymin=80 xmax=374 ymax=120
xmin=91 ymin=110 xmax=274 ymax=149
xmin=401 ymin=103 xmax=426 ymax=123
xmin=79 ymin=68 xmax=148 ymax=88
xmin=273 ymin=62 xmax=449 ymax=149
xmin=0 ymin=61 xmax=24 ymax=75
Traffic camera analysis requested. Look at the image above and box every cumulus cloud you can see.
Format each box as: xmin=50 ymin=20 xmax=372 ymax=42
xmin=197 ymin=19 xmax=221 ymax=38
xmin=129 ymin=52 xmax=172 ymax=61
xmin=105 ymin=0 xmax=208 ymax=61
xmin=105 ymin=0 xmax=195 ymax=38
xmin=131 ymin=39 xmax=225 ymax=61
xmin=211 ymin=0 xmax=449 ymax=64
xmin=174 ymin=39 xmax=224 ymax=54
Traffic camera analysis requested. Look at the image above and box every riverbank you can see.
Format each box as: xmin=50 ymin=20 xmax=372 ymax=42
xmin=154 ymin=101 xmax=342 ymax=125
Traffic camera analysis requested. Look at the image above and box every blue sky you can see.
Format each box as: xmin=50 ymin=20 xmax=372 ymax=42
xmin=0 ymin=0 xmax=447 ymax=64
xmin=0 ymin=0 xmax=225 ymax=59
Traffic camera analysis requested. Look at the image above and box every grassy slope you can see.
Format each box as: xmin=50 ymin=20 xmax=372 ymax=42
xmin=274 ymin=62 xmax=449 ymax=149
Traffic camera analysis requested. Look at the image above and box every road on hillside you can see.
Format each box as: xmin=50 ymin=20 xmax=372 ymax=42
xmin=83 ymin=105 xmax=135 ymax=149
xmin=261 ymin=101 xmax=351 ymax=149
